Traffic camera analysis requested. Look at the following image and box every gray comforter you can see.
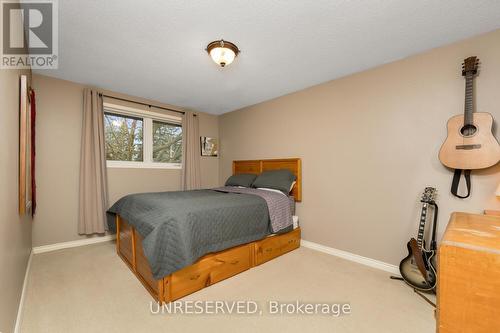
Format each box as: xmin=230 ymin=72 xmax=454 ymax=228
xmin=107 ymin=187 xmax=293 ymax=280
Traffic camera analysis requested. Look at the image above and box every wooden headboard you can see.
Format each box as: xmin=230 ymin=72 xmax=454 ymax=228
xmin=232 ymin=158 xmax=302 ymax=202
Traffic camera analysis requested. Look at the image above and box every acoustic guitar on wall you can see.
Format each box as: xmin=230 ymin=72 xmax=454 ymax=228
xmin=439 ymin=57 xmax=500 ymax=170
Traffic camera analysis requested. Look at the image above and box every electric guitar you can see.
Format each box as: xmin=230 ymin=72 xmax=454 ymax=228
xmin=399 ymin=187 xmax=437 ymax=291
xmin=439 ymin=56 xmax=500 ymax=170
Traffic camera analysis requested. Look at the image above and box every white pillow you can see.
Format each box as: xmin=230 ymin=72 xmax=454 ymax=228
xmin=257 ymin=181 xmax=296 ymax=196
xmin=256 ymin=188 xmax=287 ymax=196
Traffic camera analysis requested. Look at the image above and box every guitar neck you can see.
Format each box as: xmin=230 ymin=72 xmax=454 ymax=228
xmin=417 ymin=203 xmax=428 ymax=249
xmin=464 ymin=74 xmax=474 ymax=125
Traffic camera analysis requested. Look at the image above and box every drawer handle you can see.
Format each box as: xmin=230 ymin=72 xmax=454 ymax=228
xmin=230 ymin=260 xmax=239 ymax=265
xmin=190 ymin=274 xmax=201 ymax=280
xmin=265 ymin=248 xmax=273 ymax=253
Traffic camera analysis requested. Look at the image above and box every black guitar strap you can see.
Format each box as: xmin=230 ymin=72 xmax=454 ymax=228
xmin=451 ymin=169 xmax=471 ymax=199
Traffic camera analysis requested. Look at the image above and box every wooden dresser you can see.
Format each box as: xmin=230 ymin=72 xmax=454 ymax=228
xmin=437 ymin=212 xmax=500 ymax=333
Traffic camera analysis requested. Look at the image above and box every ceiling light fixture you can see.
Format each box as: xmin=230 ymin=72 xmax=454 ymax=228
xmin=206 ymin=39 xmax=240 ymax=67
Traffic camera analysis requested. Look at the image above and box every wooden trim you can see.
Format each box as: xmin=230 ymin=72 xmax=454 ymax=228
xmin=157 ymin=278 xmax=164 ymax=304
xmin=484 ymin=210 xmax=500 ymax=216
xmin=115 ymin=215 xmax=121 ymax=254
xmin=163 ymin=276 xmax=171 ymax=302
xmin=117 ymin=216 xmax=161 ymax=301
xmin=116 ymin=216 xmax=300 ymax=304
xmin=295 ymin=159 xmax=302 ymax=202
xmin=19 ymin=75 xmax=28 ymax=215
xmin=249 ymin=242 xmax=256 ymax=267
xmin=232 ymin=158 xmax=302 ymax=202
xmin=131 ymin=228 xmax=137 ymax=270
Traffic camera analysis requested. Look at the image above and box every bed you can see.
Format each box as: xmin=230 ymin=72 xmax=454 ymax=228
xmin=112 ymin=158 xmax=302 ymax=303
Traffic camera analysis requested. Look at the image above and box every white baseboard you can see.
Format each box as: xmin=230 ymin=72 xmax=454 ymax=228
xmin=301 ymin=240 xmax=400 ymax=275
xmin=14 ymin=250 xmax=33 ymax=333
xmin=32 ymin=235 xmax=116 ymax=254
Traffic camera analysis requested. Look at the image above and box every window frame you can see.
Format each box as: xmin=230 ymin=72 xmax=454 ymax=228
xmin=104 ymin=102 xmax=183 ymax=170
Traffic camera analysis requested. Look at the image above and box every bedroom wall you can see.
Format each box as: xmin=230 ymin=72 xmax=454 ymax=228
xmin=0 ymin=69 xmax=33 ymax=331
xmin=219 ymin=29 xmax=500 ymax=266
xmin=31 ymin=74 xmax=219 ymax=247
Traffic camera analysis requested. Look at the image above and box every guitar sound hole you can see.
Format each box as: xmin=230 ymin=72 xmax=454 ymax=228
xmin=460 ymin=124 xmax=477 ymax=136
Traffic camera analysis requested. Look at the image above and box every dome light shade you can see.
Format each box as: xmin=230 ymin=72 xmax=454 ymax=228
xmin=206 ymin=40 xmax=240 ymax=67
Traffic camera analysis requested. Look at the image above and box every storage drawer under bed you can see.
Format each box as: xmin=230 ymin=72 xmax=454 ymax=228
xmin=166 ymin=243 xmax=254 ymax=301
xmin=116 ymin=216 xmax=301 ymax=303
xmin=254 ymin=228 xmax=301 ymax=265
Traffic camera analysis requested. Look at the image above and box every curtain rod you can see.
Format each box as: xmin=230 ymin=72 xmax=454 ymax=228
xmin=99 ymin=93 xmax=195 ymax=116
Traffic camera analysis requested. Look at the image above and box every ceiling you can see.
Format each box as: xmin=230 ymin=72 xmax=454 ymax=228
xmin=34 ymin=0 xmax=500 ymax=114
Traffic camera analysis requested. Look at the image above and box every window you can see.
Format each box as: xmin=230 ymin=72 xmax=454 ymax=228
xmin=153 ymin=121 xmax=182 ymax=163
xmin=104 ymin=103 xmax=182 ymax=169
xmin=104 ymin=113 xmax=144 ymax=162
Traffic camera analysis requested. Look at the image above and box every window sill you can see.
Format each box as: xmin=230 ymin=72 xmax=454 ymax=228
xmin=106 ymin=161 xmax=182 ymax=170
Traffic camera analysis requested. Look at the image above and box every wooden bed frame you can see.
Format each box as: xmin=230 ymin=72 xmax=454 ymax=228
xmin=116 ymin=158 xmax=302 ymax=303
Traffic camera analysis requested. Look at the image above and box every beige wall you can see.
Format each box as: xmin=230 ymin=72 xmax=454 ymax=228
xmin=0 ymin=69 xmax=33 ymax=331
xmin=32 ymin=74 xmax=219 ymax=246
xmin=220 ymin=29 xmax=500 ymax=266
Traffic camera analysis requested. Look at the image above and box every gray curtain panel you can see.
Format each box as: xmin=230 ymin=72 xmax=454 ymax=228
xmin=181 ymin=111 xmax=201 ymax=190
xmin=78 ymin=89 xmax=108 ymax=234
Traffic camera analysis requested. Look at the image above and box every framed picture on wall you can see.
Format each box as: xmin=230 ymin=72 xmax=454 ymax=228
xmin=19 ymin=75 xmax=32 ymax=216
xmin=200 ymin=137 xmax=218 ymax=157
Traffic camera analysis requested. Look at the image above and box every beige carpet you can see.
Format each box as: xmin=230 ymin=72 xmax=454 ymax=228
xmin=20 ymin=242 xmax=435 ymax=333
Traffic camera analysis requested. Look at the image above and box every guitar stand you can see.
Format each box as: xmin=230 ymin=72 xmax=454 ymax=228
xmin=389 ymin=276 xmax=436 ymax=308
xmin=390 ymin=276 xmax=404 ymax=281
xmin=413 ymin=289 xmax=436 ymax=308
